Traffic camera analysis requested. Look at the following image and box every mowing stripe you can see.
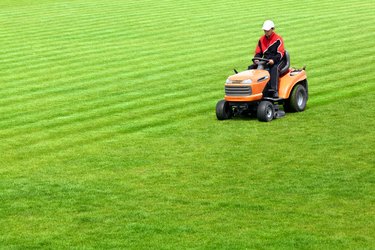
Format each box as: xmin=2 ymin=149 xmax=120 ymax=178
xmin=0 ymin=0 xmax=374 ymax=156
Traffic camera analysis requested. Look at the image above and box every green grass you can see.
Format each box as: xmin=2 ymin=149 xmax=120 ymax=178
xmin=0 ymin=0 xmax=374 ymax=249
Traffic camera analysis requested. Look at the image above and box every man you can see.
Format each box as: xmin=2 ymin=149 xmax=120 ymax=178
xmin=248 ymin=20 xmax=285 ymax=98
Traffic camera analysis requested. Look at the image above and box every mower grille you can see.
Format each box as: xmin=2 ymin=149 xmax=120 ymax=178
xmin=225 ymin=86 xmax=252 ymax=96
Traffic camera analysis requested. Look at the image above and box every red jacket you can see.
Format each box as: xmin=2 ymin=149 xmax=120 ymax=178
xmin=254 ymin=32 xmax=285 ymax=64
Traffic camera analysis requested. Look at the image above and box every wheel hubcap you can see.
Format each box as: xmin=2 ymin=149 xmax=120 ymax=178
xmin=297 ymin=92 xmax=304 ymax=107
xmin=266 ymin=107 xmax=273 ymax=118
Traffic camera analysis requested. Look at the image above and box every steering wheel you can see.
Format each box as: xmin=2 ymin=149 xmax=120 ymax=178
xmin=252 ymin=57 xmax=270 ymax=64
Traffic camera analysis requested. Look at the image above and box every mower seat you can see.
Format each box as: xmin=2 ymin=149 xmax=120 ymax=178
xmin=279 ymin=50 xmax=290 ymax=76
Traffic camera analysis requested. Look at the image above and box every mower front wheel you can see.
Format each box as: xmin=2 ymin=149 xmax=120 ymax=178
xmin=257 ymin=101 xmax=275 ymax=122
xmin=216 ymin=100 xmax=233 ymax=120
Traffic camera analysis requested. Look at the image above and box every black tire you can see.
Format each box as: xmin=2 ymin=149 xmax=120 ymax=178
xmin=285 ymin=84 xmax=308 ymax=112
xmin=257 ymin=101 xmax=275 ymax=122
xmin=216 ymin=100 xmax=233 ymax=120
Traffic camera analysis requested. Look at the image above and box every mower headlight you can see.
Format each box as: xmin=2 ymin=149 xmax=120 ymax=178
xmin=226 ymin=78 xmax=232 ymax=84
xmin=242 ymin=79 xmax=252 ymax=84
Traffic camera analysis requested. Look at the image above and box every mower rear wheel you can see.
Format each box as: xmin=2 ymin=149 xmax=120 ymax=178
xmin=257 ymin=101 xmax=275 ymax=122
xmin=216 ymin=100 xmax=233 ymax=120
xmin=285 ymin=84 xmax=307 ymax=112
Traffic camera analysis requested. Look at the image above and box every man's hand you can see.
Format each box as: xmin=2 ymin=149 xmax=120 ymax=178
xmin=268 ymin=59 xmax=274 ymax=65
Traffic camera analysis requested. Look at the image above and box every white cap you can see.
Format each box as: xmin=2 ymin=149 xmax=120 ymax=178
xmin=262 ymin=20 xmax=275 ymax=31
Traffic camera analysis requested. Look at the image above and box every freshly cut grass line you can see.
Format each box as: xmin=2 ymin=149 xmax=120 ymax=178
xmin=0 ymin=85 xmax=215 ymax=135
xmin=0 ymin=45 xmax=230 ymax=104
xmin=1 ymin=2 xmax=270 ymax=45
xmin=311 ymin=65 xmax=373 ymax=95
xmin=0 ymin=0 xmax=238 ymax=37
xmin=0 ymin=62 xmax=220 ymax=118
xmin=289 ymin=26 xmax=372 ymax=47
xmin=3 ymin=96 xmax=216 ymax=155
xmin=0 ymin=84 xmax=219 ymax=139
xmin=289 ymin=37 xmax=368 ymax=60
xmin=311 ymin=84 xmax=374 ymax=107
xmin=0 ymin=28 xmax=235 ymax=82
xmin=0 ymin=64 xmax=192 ymax=110
xmin=313 ymin=74 xmax=374 ymax=98
xmin=4 ymin=119 xmax=173 ymax=162
xmin=0 ymin=24 xmax=236 ymax=64
xmin=0 ymin=1 xmax=127 ymax=16
xmin=0 ymin=22 xmax=243 ymax=71
xmin=0 ymin=79 xmax=220 ymax=131
xmin=313 ymin=59 xmax=372 ymax=79
xmin=2 ymin=93 xmax=213 ymax=143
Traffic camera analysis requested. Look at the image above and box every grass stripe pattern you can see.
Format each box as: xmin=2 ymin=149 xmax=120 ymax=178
xmin=0 ymin=0 xmax=374 ymax=248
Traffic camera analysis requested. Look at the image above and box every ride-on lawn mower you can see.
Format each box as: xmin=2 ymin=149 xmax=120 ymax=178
xmin=216 ymin=51 xmax=308 ymax=122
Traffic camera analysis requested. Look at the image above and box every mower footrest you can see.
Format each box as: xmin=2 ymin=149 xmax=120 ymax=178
xmin=275 ymin=110 xmax=286 ymax=118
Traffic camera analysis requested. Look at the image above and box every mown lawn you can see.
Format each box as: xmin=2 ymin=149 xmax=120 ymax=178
xmin=0 ymin=0 xmax=374 ymax=249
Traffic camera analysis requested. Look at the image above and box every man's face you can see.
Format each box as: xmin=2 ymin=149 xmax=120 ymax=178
xmin=264 ymin=29 xmax=273 ymax=37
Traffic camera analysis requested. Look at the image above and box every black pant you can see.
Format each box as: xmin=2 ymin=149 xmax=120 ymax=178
xmin=268 ymin=64 xmax=280 ymax=91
